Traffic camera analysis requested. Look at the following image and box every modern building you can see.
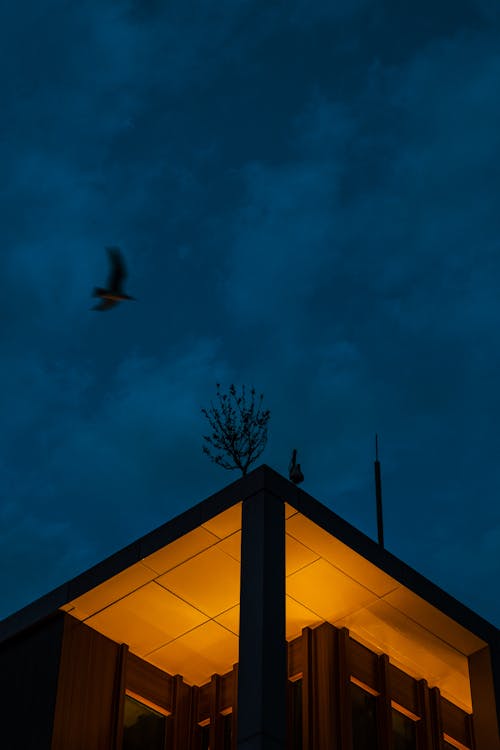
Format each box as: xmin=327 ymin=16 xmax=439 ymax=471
xmin=1 ymin=464 xmax=498 ymax=750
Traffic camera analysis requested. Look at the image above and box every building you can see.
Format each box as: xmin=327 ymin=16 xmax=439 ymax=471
xmin=1 ymin=464 xmax=499 ymax=750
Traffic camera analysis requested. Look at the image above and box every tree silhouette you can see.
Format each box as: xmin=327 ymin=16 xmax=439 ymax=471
xmin=201 ymin=383 xmax=271 ymax=476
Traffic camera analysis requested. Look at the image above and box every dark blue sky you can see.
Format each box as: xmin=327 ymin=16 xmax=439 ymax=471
xmin=1 ymin=1 xmax=499 ymax=626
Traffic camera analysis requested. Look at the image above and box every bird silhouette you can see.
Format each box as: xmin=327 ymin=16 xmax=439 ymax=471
xmin=289 ymin=449 xmax=304 ymax=484
xmin=92 ymin=247 xmax=135 ymax=311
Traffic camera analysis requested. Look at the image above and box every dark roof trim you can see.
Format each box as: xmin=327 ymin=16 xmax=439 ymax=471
xmin=1 ymin=465 xmax=498 ymax=647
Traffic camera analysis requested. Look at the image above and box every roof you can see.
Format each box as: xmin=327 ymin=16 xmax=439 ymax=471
xmin=1 ymin=464 xmax=498 ymax=703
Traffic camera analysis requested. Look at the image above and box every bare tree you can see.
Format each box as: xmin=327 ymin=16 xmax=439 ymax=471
xmin=201 ymin=383 xmax=271 ymax=476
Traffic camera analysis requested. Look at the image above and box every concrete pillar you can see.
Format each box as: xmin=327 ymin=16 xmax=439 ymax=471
xmin=237 ymin=489 xmax=286 ymax=750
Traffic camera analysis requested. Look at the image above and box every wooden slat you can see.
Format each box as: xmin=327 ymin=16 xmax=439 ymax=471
xmin=430 ymin=686 xmax=444 ymax=750
xmin=231 ymin=664 xmax=238 ymax=750
xmin=111 ymin=643 xmax=128 ymax=750
xmin=210 ymin=674 xmax=223 ymax=749
xmin=220 ymin=669 xmax=234 ymax=712
xmin=302 ymin=627 xmax=314 ymax=750
xmin=337 ymin=627 xmax=352 ymax=750
xmin=417 ymin=679 xmax=435 ymax=750
xmin=125 ymin=652 xmax=173 ymax=712
xmin=51 ymin=615 xmax=121 ymax=750
xmin=288 ymin=633 xmax=303 ymax=678
xmin=197 ymin=682 xmax=211 ymax=721
xmin=440 ymin=697 xmax=472 ymax=747
xmin=377 ymin=653 xmax=393 ymax=750
xmin=313 ymin=622 xmax=337 ymax=750
xmin=348 ymin=636 xmax=379 ymax=692
xmin=172 ymin=674 xmax=194 ymax=750
xmin=389 ymin=663 xmax=419 ymax=716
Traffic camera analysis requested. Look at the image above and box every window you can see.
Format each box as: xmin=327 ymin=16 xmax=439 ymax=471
xmin=200 ymin=722 xmax=210 ymax=750
xmin=123 ymin=694 xmax=167 ymax=750
xmin=392 ymin=708 xmax=417 ymax=750
xmin=223 ymin=713 xmax=232 ymax=750
xmin=351 ymin=682 xmax=379 ymax=750
xmin=289 ymin=678 xmax=302 ymax=750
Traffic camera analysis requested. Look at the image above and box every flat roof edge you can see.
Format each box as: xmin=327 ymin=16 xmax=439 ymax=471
xmin=0 ymin=466 xmax=268 ymax=644
xmin=278 ymin=472 xmax=499 ymax=646
xmin=1 ymin=464 xmax=498 ymax=648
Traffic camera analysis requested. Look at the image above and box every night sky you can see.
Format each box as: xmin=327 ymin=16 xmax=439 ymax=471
xmin=1 ymin=1 xmax=499 ymax=628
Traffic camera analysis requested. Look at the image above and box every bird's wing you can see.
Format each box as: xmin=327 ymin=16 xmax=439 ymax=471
xmin=92 ymin=298 xmax=117 ymax=311
xmin=106 ymin=247 xmax=126 ymax=293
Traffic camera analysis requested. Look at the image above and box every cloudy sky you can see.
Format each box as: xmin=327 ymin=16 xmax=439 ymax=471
xmin=1 ymin=1 xmax=499 ymax=628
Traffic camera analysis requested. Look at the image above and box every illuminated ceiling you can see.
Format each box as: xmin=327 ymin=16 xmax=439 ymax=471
xmin=61 ymin=500 xmax=485 ymax=709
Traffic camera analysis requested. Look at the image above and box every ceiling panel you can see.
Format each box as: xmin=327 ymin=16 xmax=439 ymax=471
xmin=148 ymin=620 xmax=239 ymax=685
xmin=86 ymin=582 xmax=208 ymax=656
xmin=286 ymin=534 xmax=320 ymax=576
xmin=382 ymin=587 xmax=486 ymax=655
xmin=156 ymin=546 xmax=240 ymax=617
xmin=65 ymin=562 xmax=156 ymax=619
xmin=286 ymin=513 xmax=398 ymax=597
xmin=142 ymin=526 xmax=220 ymax=576
xmin=287 ymin=558 xmax=378 ymax=622
xmin=214 ymin=605 xmax=239 ymax=635
xmin=202 ymin=502 xmax=242 ymax=539
xmin=286 ymin=595 xmax=323 ymax=640
xmin=216 ymin=531 xmax=241 ymax=562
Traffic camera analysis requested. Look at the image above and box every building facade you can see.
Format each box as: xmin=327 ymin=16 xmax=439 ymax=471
xmin=1 ymin=465 xmax=499 ymax=750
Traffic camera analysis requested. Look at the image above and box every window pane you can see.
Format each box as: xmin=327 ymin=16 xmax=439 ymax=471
xmin=223 ymin=714 xmax=232 ymax=750
xmin=123 ymin=695 xmax=166 ymax=750
xmin=201 ymin=724 xmax=210 ymax=750
xmin=290 ymin=679 xmax=302 ymax=750
xmin=392 ymin=708 xmax=417 ymax=750
xmin=351 ymin=683 xmax=379 ymax=750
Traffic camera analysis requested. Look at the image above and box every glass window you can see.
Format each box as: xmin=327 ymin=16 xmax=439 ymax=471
xmin=200 ymin=723 xmax=210 ymax=750
xmin=123 ymin=694 xmax=166 ymax=750
xmin=289 ymin=678 xmax=302 ymax=750
xmin=223 ymin=713 xmax=232 ymax=750
xmin=392 ymin=708 xmax=417 ymax=750
xmin=351 ymin=682 xmax=379 ymax=750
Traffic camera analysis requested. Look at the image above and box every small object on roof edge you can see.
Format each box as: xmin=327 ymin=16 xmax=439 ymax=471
xmin=289 ymin=448 xmax=304 ymax=484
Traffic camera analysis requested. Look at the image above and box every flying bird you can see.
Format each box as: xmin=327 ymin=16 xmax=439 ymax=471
xmin=92 ymin=247 xmax=135 ymax=311
xmin=289 ymin=449 xmax=304 ymax=485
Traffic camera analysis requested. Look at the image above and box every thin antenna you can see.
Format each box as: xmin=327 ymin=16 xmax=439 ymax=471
xmin=374 ymin=433 xmax=384 ymax=548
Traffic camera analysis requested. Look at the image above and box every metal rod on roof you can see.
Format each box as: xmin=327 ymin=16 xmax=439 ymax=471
xmin=374 ymin=433 xmax=384 ymax=548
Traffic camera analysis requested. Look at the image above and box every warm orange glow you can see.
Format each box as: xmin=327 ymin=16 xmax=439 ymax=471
xmin=61 ymin=503 xmax=242 ymax=685
xmin=285 ymin=510 xmax=481 ymax=711
xmin=148 ymin=620 xmax=239 ymax=684
xmin=390 ymin=701 xmax=420 ymax=722
xmin=442 ymin=734 xmax=471 ymax=750
xmin=350 ymin=675 xmax=380 ymax=696
xmin=156 ymin=546 xmax=240 ymax=617
xmin=59 ymin=498 xmax=485 ymax=707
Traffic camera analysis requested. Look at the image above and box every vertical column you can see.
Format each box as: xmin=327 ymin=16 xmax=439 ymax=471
xmin=302 ymin=627 xmax=314 ymax=750
xmin=469 ymin=646 xmax=500 ymax=750
xmin=231 ymin=665 xmax=239 ymax=750
xmin=429 ymin=687 xmax=444 ymax=750
xmin=313 ymin=623 xmax=337 ymax=750
xmin=111 ymin=643 xmax=128 ymax=750
xmin=417 ymin=679 xmax=435 ymax=750
xmin=377 ymin=653 xmax=393 ymax=750
xmin=336 ymin=628 xmax=352 ymax=750
xmin=237 ymin=490 xmax=286 ymax=750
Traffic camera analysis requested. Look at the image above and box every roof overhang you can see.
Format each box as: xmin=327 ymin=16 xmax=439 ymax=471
xmin=1 ymin=465 xmax=498 ymax=709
